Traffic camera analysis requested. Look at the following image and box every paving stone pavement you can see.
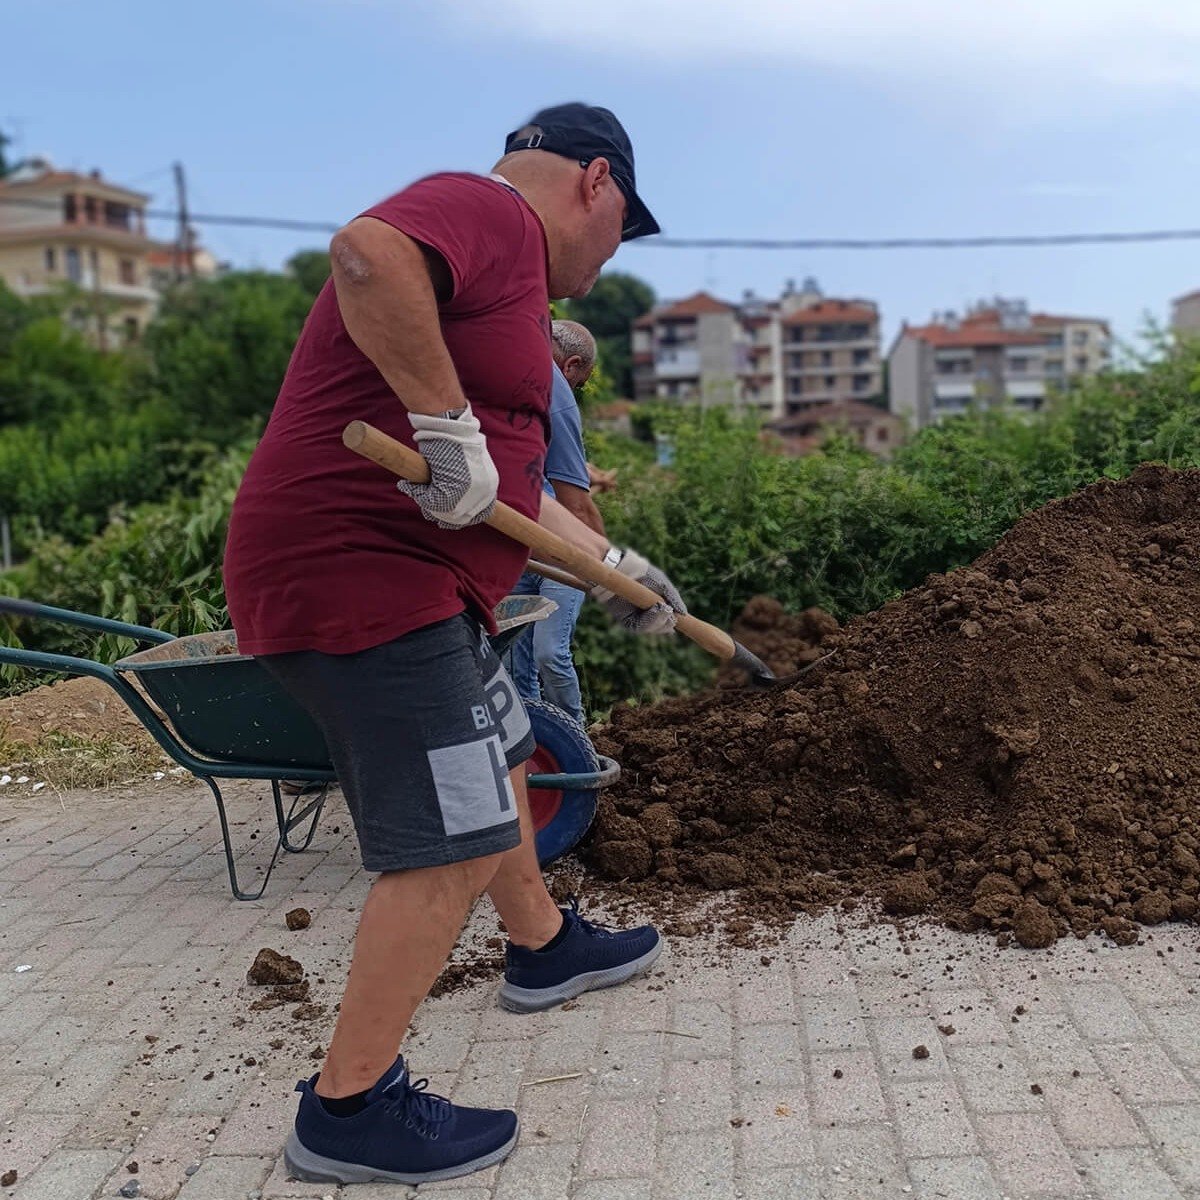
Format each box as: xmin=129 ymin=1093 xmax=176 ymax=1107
xmin=4 ymin=780 xmax=1200 ymax=1199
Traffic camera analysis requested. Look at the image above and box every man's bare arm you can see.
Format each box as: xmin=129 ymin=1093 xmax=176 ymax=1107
xmin=538 ymin=493 xmax=608 ymax=560
xmin=329 ymin=217 xmax=463 ymax=417
xmin=549 ymin=480 xmax=606 ymax=536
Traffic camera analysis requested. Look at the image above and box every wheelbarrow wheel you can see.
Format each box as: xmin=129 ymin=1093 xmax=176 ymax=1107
xmin=523 ymin=698 xmax=601 ymax=867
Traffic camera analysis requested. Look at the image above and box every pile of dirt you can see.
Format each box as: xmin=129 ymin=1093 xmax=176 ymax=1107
xmin=589 ymin=465 xmax=1200 ymax=947
xmin=0 ymin=675 xmax=158 ymax=749
xmin=719 ymin=596 xmax=839 ymax=682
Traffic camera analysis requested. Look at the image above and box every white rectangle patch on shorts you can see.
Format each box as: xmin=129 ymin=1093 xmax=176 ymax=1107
xmin=427 ymin=734 xmax=516 ymax=837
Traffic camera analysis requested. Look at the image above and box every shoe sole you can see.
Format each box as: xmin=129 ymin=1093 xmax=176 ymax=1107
xmin=498 ymin=937 xmax=664 ymax=1013
xmin=282 ymin=1123 xmax=518 ymax=1185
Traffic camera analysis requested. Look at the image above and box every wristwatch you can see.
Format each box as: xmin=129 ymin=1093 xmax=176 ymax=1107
xmin=602 ymin=546 xmax=624 ymax=569
xmin=440 ymin=406 xmax=468 ymax=420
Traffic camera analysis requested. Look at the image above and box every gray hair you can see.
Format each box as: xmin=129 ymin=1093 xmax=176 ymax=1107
xmin=551 ymin=319 xmax=596 ymax=372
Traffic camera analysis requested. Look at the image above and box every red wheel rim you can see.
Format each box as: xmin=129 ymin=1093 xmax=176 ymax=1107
xmin=526 ymin=744 xmax=564 ymax=832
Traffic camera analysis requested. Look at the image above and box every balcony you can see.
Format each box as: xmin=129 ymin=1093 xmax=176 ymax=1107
xmin=655 ymin=348 xmax=701 ymax=379
xmin=934 ymin=380 xmax=975 ymax=401
xmin=1006 ymin=379 xmax=1046 ymax=400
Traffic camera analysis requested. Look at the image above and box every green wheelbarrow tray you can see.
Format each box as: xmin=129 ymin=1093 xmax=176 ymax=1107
xmin=111 ymin=595 xmax=557 ymax=770
xmin=0 ymin=595 xmax=618 ymax=900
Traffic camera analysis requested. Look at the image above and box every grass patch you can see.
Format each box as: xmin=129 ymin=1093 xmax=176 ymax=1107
xmin=0 ymin=731 xmax=170 ymax=791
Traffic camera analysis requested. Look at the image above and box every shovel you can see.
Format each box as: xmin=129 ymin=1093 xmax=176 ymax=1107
xmin=342 ymin=421 xmax=777 ymax=686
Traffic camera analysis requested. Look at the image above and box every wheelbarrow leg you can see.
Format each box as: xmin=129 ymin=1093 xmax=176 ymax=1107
xmin=271 ymin=780 xmax=328 ymax=854
xmin=202 ymin=776 xmax=283 ymax=903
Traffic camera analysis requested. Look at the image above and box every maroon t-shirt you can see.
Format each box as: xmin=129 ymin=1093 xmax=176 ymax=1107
xmin=224 ymin=173 xmax=551 ymax=656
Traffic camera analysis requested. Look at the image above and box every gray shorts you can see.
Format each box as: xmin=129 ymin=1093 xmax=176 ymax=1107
xmin=259 ymin=613 xmax=534 ymax=873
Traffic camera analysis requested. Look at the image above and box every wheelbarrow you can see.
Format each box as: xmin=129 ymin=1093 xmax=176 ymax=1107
xmin=0 ymin=596 xmax=617 ymax=900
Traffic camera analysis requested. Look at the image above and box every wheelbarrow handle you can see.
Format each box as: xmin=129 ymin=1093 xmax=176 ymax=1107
xmin=342 ymin=421 xmax=740 ymax=667
xmin=0 ymin=597 xmax=175 ymax=645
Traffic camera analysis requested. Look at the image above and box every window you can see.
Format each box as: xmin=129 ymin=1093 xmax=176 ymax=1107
xmin=1075 ymin=355 xmax=1089 ymax=372
xmin=876 ymin=427 xmax=889 ymax=443
xmin=1008 ymin=357 xmax=1029 ymax=374
xmin=824 ymin=375 xmax=836 ymax=389
xmin=44 ymin=247 xmax=56 ymax=272
xmin=83 ymin=196 xmax=98 ymax=224
xmin=1044 ymin=333 xmax=1064 ymax=348
xmin=65 ymin=247 xmax=82 ymax=283
xmin=1072 ymin=330 xmax=1089 ymax=346
xmin=124 ymin=316 xmax=140 ymax=341
xmin=119 ymin=259 xmax=136 ymax=285
xmin=789 ymin=377 xmax=802 ymax=395
xmin=89 ymin=249 xmax=99 ymax=275
xmin=821 ymin=350 xmax=832 ymax=367
xmin=853 ymin=374 xmax=872 ymax=392
xmin=848 ymin=324 xmax=869 ymax=339
xmin=63 ymin=194 xmax=77 ymax=222
xmin=853 ymin=348 xmax=871 ymax=366
xmin=104 ymin=202 xmax=131 ymax=231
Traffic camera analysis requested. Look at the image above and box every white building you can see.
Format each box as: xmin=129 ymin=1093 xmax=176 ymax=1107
xmin=888 ymin=298 xmax=1111 ymax=429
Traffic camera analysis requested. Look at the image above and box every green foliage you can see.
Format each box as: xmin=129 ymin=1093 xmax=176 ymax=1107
xmin=143 ymin=271 xmax=312 ymax=434
xmin=287 ymin=249 xmax=332 ymax=301
xmin=1 ymin=444 xmax=250 ymax=673
xmin=564 ymin=271 xmax=655 ymax=397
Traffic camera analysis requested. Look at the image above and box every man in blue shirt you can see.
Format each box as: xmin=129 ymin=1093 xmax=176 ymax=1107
xmin=508 ymin=320 xmax=604 ymax=725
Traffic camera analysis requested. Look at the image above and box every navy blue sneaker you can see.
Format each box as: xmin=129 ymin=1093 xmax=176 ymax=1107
xmin=283 ymin=1055 xmax=518 ymax=1185
xmin=499 ymin=899 xmax=663 ymax=1013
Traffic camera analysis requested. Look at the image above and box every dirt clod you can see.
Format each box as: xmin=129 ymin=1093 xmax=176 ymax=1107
xmin=587 ymin=467 xmax=1200 ymax=947
xmin=912 ymin=1045 xmax=930 ymax=1060
xmin=1 ymin=1170 xmax=17 ymax=1188
xmin=247 ymin=948 xmax=303 ymax=986
xmin=1012 ymin=901 xmax=1057 ymax=949
xmin=285 ymin=908 xmax=312 ymax=931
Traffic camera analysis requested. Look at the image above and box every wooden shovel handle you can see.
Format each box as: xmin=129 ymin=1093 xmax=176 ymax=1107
xmin=342 ymin=420 xmax=737 ymax=663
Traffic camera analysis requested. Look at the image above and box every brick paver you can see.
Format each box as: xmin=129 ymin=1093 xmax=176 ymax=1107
xmin=4 ymin=779 xmax=1200 ymax=1198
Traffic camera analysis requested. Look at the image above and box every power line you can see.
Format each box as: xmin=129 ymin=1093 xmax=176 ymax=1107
xmin=650 ymin=231 xmax=1200 ymax=250
xmin=2 ymin=191 xmax=1200 ymax=250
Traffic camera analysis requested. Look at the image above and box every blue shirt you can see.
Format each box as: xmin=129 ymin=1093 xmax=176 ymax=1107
xmin=542 ymin=364 xmax=590 ymax=498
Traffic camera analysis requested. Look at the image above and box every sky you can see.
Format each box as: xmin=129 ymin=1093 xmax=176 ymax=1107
xmin=7 ymin=0 xmax=1200 ymax=349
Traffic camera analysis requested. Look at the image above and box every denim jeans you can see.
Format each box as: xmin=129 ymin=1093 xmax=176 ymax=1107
xmin=505 ymin=570 xmax=586 ymax=726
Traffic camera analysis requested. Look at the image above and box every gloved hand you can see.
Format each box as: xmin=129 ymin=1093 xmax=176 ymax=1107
xmin=591 ymin=548 xmax=687 ymax=635
xmin=396 ymin=402 xmax=499 ymax=530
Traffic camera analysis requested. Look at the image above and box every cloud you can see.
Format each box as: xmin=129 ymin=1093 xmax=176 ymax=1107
xmin=430 ymin=0 xmax=1200 ymax=97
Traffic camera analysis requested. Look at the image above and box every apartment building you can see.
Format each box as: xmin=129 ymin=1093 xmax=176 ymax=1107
xmin=1171 ymin=289 xmax=1200 ymax=337
xmin=0 ymin=158 xmax=158 ymax=343
xmin=888 ymin=298 xmax=1111 ymax=429
xmin=778 ymin=297 xmax=883 ymax=411
xmin=632 ymin=279 xmax=883 ymax=418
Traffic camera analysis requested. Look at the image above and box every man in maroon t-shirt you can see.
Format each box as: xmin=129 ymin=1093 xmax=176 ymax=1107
xmin=224 ymin=105 xmax=684 ymax=1186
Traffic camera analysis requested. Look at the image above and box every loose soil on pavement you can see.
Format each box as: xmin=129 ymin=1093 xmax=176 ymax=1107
xmin=589 ymin=464 xmax=1200 ymax=948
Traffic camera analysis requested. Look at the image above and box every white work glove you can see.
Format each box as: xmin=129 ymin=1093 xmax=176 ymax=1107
xmin=591 ymin=547 xmax=688 ymax=635
xmin=396 ymin=402 xmax=500 ymax=530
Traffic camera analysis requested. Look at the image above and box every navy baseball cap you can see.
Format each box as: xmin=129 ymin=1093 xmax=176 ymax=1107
xmin=505 ymin=103 xmax=660 ymax=241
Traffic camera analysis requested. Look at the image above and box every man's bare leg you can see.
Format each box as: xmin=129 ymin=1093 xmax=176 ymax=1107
xmin=315 ymin=851 xmax=504 ymax=1098
xmin=484 ymin=766 xmax=563 ymax=950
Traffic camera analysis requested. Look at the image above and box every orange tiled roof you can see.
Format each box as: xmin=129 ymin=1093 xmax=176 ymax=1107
xmin=782 ymin=300 xmax=877 ymax=326
xmin=0 ymin=169 xmax=149 ymax=202
xmin=648 ymin=291 xmax=735 ymax=320
xmin=907 ymin=324 xmax=1040 ymax=349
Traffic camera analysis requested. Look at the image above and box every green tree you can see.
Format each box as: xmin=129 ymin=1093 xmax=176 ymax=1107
xmin=564 ymin=271 xmax=655 ymax=396
xmin=143 ymin=271 xmax=312 ymax=437
xmin=287 ymin=249 xmax=332 ymax=301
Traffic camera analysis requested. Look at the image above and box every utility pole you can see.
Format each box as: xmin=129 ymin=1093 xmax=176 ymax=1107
xmin=173 ymin=161 xmax=194 ymax=281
